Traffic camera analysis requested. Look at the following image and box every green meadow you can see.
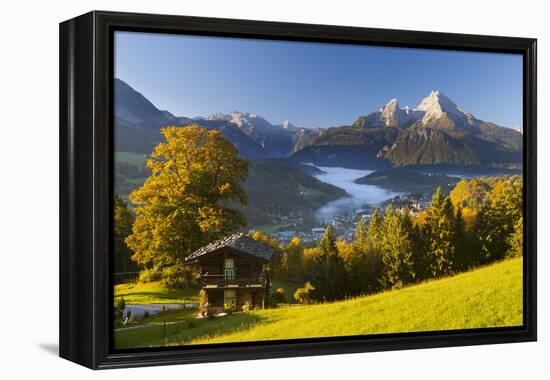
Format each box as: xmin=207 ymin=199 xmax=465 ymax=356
xmin=114 ymin=257 xmax=522 ymax=349
xmin=115 ymin=152 xmax=148 ymax=167
xmin=114 ymin=281 xmax=199 ymax=304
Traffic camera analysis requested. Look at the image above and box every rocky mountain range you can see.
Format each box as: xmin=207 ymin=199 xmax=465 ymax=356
xmin=115 ymin=79 xmax=522 ymax=169
xmin=296 ymin=90 xmax=522 ymax=167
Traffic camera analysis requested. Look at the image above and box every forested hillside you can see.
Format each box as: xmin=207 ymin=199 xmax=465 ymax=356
xmin=290 ymin=126 xmax=400 ymax=169
xmin=114 ymin=152 xmax=347 ymax=229
xmin=241 ymin=160 xmax=348 ymax=226
xmin=355 ymin=168 xmax=460 ymax=193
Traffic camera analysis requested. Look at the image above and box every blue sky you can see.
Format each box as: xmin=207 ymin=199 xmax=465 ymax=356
xmin=114 ymin=31 xmax=523 ymax=129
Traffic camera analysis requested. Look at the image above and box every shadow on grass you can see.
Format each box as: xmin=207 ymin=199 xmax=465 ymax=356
xmin=114 ymin=312 xmax=265 ymax=349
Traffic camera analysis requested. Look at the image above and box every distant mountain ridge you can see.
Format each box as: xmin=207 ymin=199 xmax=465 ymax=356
xmin=114 ymin=79 xmax=315 ymax=158
xmin=352 ymin=90 xmax=522 ymax=150
xmin=353 ymin=98 xmax=420 ymax=129
xmin=204 ymin=111 xmax=305 ymax=158
xmin=114 ymin=79 xmax=522 ymax=169
xmin=302 ymin=90 xmax=522 ymax=168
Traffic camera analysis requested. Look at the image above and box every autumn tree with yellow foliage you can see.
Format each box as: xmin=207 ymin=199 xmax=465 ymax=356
xmin=126 ymin=126 xmax=248 ymax=284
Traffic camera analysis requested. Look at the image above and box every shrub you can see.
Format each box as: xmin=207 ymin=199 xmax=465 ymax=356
xmin=199 ymin=289 xmax=207 ymax=309
xmin=198 ymin=289 xmax=208 ymax=317
xmin=138 ymin=268 xmax=161 ymax=283
xmin=224 ymin=303 xmax=236 ymax=315
xmin=185 ymin=317 xmax=197 ymax=328
xmin=143 ymin=310 xmax=150 ymax=318
xmin=272 ymin=288 xmax=287 ymax=304
xmin=114 ymin=297 xmax=126 ymax=319
xmin=294 ymin=281 xmax=315 ymax=304
xmin=507 ymin=216 xmax=523 ymax=258
xmin=161 ymin=266 xmax=186 ymax=287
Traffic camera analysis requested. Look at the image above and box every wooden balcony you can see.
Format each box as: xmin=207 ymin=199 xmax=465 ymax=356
xmin=197 ymin=273 xmax=266 ymax=289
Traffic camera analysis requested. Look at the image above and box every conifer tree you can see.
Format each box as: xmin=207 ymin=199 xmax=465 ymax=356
xmin=451 ymin=205 xmax=470 ymax=271
xmin=476 ymin=176 xmax=523 ymax=263
xmin=367 ymin=209 xmax=382 ymax=243
xmin=379 ymin=206 xmax=416 ymax=289
xmin=507 ymin=216 xmax=523 ymax=258
xmin=114 ymin=193 xmax=138 ymax=275
xmin=423 ymin=187 xmax=456 ymax=277
xmin=343 ymin=216 xmax=383 ymax=295
xmin=286 ymin=236 xmax=304 ymax=281
xmin=352 ymin=216 xmax=369 ymax=254
xmin=311 ymin=225 xmax=347 ymax=301
xmin=363 ymin=213 xmax=384 ymax=293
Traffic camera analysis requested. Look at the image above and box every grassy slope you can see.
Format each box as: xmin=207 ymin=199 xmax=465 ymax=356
xmin=139 ymin=309 xmax=197 ymax=325
xmin=115 ymin=151 xmax=148 ymax=167
xmin=114 ymin=281 xmax=199 ymax=304
xmin=114 ymin=258 xmax=522 ymax=349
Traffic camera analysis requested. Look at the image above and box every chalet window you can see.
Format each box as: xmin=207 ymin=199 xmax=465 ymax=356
xmin=224 ymin=290 xmax=236 ymax=307
xmin=224 ymin=258 xmax=235 ymax=280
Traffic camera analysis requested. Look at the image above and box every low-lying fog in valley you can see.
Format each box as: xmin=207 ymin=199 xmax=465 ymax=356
xmin=304 ymin=164 xmax=399 ymax=221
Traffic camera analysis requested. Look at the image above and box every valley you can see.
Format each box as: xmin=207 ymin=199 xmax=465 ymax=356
xmin=355 ymin=169 xmax=462 ymax=193
xmin=108 ymin=35 xmax=527 ymax=353
xmin=309 ymin=165 xmax=397 ymax=220
xmin=113 ymin=79 xmax=523 ymax=244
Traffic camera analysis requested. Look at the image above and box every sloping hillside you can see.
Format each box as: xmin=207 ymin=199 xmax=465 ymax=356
xmin=114 ymin=258 xmax=522 ymax=348
xmin=242 ymin=160 xmax=348 ymax=226
xmin=290 ymin=126 xmax=400 ymax=169
xmin=114 ymin=154 xmax=347 ymax=228
xmin=380 ymin=127 xmax=522 ymax=166
xmin=355 ymin=168 xmax=461 ymax=193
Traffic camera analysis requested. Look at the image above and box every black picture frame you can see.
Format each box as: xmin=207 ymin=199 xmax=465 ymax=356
xmin=59 ymin=10 xmax=537 ymax=369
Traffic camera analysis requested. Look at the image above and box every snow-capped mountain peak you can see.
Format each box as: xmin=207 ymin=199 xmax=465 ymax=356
xmin=376 ymin=98 xmax=421 ymax=127
xmin=354 ymin=91 xmax=480 ymax=129
xmin=281 ymin=120 xmax=297 ymax=129
xmin=207 ymin=111 xmax=267 ymax=128
xmin=228 ymin=111 xmax=248 ymax=127
xmin=207 ymin=111 xmax=299 ymax=133
xmin=379 ymin=98 xmax=403 ymax=126
xmin=415 ymin=90 xmax=463 ymax=124
xmin=379 ymin=98 xmax=398 ymax=111
xmin=207 ymin=112 xmax=231 ymax=122
xmin=379 ymin=98 xmax=399 ymax=115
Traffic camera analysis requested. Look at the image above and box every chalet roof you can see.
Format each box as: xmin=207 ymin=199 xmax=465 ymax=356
xmin=185 ymin=233 xmax=276 ymax=263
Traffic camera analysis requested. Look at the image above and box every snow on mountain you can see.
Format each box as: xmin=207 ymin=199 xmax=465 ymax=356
xmin=414 ymin=90 xmax=474 ymax=125
xmin=280 ymin=120 xmax=298 ymax=130
xmin=355 ymin=90 xmax=484 ymax=129
xmin=207 ymin=112 xmax=230 ymax=122
xmin=354 ymin=98 xmax=419 ymax=128
xmin=379 ymin=98 xmax=420 ymax=127
xmin=206 ymin=111 xmax=300 ymax=133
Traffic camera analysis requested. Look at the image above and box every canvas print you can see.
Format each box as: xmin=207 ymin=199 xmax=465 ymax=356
xmin=112 ymin=32 xmax=524 ymax=350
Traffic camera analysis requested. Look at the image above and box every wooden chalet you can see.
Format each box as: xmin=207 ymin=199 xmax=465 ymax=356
xmin=184 ymin=233 xmax=276 ymax=315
